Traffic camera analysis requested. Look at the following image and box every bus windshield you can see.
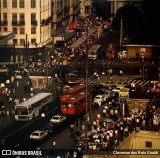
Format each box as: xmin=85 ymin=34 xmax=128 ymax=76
xmin=15 ymin=107 xmax=28 ymax=115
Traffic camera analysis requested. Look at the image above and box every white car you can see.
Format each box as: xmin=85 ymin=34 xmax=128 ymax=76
xmin=111 ymin=87 xmax=123 ymax=93
xmin=93 ymin=94 xmax=109 ymax=106
xmin=14 ymin=71 xmax=22 ymax=79
xmin=29 ymin=130 xmax=48 ymax=140
xmin=50 ymin=114 xmax=66 ymax=123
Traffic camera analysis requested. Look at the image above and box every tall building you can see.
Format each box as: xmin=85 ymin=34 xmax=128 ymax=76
xmin=0 ymin=0 xmax=80 ymax=64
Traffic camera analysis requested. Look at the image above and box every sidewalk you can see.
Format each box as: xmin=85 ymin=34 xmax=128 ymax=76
xmin=0 ymin=76 xmax=59 ymax=128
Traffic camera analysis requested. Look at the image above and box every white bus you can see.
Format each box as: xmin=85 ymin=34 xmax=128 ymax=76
xmin=88 ymin=44 xmax=101 ymax=60
xmin=15 ymin=93 xmax=52 ymax=121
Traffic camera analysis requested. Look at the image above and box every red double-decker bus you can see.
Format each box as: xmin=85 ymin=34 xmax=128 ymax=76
xmin=61 ymin=91 xmax=91 ymax=115
xmin=60 ymin=83 xmax=86 ymax=103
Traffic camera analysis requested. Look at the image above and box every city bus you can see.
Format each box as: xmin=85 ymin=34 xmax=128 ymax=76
xmin=88 ymin=44 xmax=101 ymax=60
xmin=15 ymin=93 xmax=52 ymax=121
xmin=60 ymin=83 xmax=86 ymax=103
xmin=61 ymin=91 xmax=91 ymax=115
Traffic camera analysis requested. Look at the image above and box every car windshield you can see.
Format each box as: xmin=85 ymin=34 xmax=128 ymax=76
xmin=95 ymin=97 xmax=100 ymax=99
xmin=15 ymin=107 xmax=28 ymax=115
xmin=90 ymin=52 xmax=96 ymax=55
xmin=52 ymin=116 xmax=59 ymax=120
xmin=32 ymin=132 xmax=40 ymax=136
xmin=68 ymin=73 xmax=78 ymax=78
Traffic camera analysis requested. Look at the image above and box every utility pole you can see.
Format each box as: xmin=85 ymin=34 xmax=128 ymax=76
xmin=85 ymin=18 xmax=89 ymax=154
xmin=142 ymin=53 xmax=144 ymax=91
xmin=13 ymin=42 xmax=16 ymax=75
xmin=120 ymin=17 xmax=123 ymax=53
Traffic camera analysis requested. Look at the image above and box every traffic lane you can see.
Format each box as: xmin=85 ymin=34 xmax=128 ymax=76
xmin=3 ymin=109 xmax=77 ymax=150
xmin=0 ymin=93 xmax=61 ymax=139
xmin=1 ymin=102 xmax=61 ymax=149
xmin=14 ymin=116 xmax=76 ymax=150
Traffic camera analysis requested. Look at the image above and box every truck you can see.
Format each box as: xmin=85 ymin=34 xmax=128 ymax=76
xmin=93 ymin=94 xmax=110 ymax=106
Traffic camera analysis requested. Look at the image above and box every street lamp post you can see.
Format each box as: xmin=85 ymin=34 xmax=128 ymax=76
xmin=107 ymin=51 xmax=110 ymax=78
xmin=13 ymin=42 xmax=16 ymax=75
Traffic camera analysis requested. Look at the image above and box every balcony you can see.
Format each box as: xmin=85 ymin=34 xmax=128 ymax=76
xmin=31 ymin=20 xmax=38 ymax=25
xmin=0 ymin=21 xmax=8 ymax=26
xmin=12 ymin=21 xmax=25 ymax=26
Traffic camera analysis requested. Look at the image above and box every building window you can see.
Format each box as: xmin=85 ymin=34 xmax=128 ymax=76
xmin=146 ymin=141 xmax=152 ymax=148
xmin=31 ymin=13 xmax=36 ymax=22
xmin=12 ymin=0 xmax=17 ymax=8
xmin=4 ymin=27 xmax=7 ymax=31
xmin=31 ymin=27 xmax=36 ymax=34
xmin=31 ymin=0 xmax=36 ymax=8
xmin=3 ymin=0 xmax=7 ymax=8
xmin=13 ymin=39 xmax=17 ymax=44
xmin=31 ymin=38 xmax=36 ymax=44
xmin=12 ymin=13 xmax=17 ymax=22
xmin=3 ymin=13 xmax=7 ymax=21
xmin=20 ymin=39 xmax=25 ymax=46
xmin=20 ymin=13 xmax=25 ymax=22
xmin=13 ymin=28 xmax=17 ymax=34
xmin=19 ymin=0 xmax=24 ymax=8
xmin=20 ymin=28 xmax=25 ymax=34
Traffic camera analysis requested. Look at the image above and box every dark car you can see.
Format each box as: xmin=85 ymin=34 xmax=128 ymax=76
xmin=0 ymin=100 xmax=6 ymax=115
xmin=66 ymin=71 xmax=82 ymax=84
xmin=42 ymin=123 xmax=56 ymax=134
xmin=91 ymin=84 xmax=107 ymax=95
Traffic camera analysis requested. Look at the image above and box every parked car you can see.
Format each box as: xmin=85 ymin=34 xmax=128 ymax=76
xmin=50 ymin=114 xmax=66 ymax=124
xmin=29 ymin=130 xmax=48 ymax=140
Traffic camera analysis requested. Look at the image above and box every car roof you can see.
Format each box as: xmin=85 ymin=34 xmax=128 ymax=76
xmin=33 ymin=130 xmax=43 ymax=134
xmin=95 ymin=95 xmax=103 ymax=97
xmin=53 ymin=114 xmax=62 ymax=117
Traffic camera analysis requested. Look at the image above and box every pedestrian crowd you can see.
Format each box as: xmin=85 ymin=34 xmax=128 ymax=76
xmin=74 ymin=92 xmax=159 ymax=153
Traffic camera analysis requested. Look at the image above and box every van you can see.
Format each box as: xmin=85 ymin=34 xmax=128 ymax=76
xmin=88 ymin=44 xmax=101 ymax=60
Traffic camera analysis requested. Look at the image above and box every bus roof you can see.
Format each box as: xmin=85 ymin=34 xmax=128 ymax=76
xmin=15 ymin=93 xmax=52 ymax=107
xmin=89 ymin=44 xmax=101 ymax=51
xmin=67 ymin=92 xmax=86 ymax=104
xmin=63 ymin=83 xmax=86 ymax=94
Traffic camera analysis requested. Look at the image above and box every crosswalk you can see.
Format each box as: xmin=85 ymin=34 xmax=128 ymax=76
xmin=78 ymin=77 xmax=96 ymax=83
xmin=78 ymin=77 xmax=153 ymax=88
xmin=77 ymin=60 xmax=125 ymax=66
xmin=122 ymin=79 xmax=152 ymax=87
